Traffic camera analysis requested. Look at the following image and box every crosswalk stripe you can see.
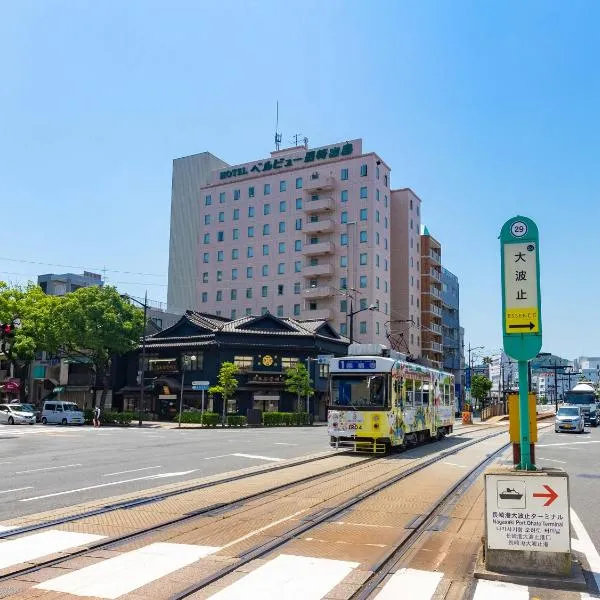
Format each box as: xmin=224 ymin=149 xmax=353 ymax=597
xmin=472 ymin=579 xmax=529 ymax=599
xmin=375 ymin=568 xmax=443 ymax=599
xmin=35 ymin=542 xmax=219 ymax=599
xmin=0 ymin=530 xmax=105 ymax=569
xmin=207 ymin=553 xmax=359 ymax=599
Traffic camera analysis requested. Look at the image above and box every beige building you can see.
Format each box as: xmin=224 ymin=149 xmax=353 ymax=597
xmin=420 ymin=226 xmax=443 ymax=368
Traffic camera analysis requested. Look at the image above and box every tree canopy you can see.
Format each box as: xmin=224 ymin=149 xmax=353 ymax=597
xmin=284 ymin=362 xmax=314 ymax=412
xmin=471 ymin=374 xmax=493 ymax=403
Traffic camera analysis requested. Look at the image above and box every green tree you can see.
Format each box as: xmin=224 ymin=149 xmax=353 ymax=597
xmin=471 ymin=374 xmax=493 ymax=409
xmin=58 ymin=286 xmax=144 ymax=408
xmin=284 ymin=362 xmax=314 ymax=412
xmin=209 ymin=362 xmax=239 ymax=425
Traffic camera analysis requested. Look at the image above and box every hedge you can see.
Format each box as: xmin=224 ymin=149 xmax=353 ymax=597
xmin=227 ymin=415 xmax=247 ymax=427
xmin=84 ymin=410 xmax=135 ymax=426
xmin=175 ymin=412 xmax=220 ymax=426
xmin=262 ymin=412 xmax=310 ymax=426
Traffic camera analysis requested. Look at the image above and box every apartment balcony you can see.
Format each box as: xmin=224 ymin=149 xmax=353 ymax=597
xmin=303 ymin=197 xmax=334 ymax=214
xmin=302 ymin=241 xmax=335 ymax=256
xmin=429 ymin=323 xmax=443 ymax=336
xmin=302 ymin=308 xmax=333 ymax=321
xmin=302 ymin=285 xmax=334 ymax=300
xmin=303 ymin=263 xmax=335 ymax=277
xmin=429 ymin=286 xmax=441 ymax=299
xmin=424 ymin=304 xmax=443 ymax=318
xmin=304 ymin=219 xmax=335 ymax=234
xmin=304 ymin=173 xmax=336 ymax=193
xmin=424 ymin=268 xmax=442 ymax=283
xmin=428 ymin=250 xmax=441 ymax=264
xmin=423 ymin=341 xmax=444 ymax=354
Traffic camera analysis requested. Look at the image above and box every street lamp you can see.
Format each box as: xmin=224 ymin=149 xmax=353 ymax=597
xmin=178 ymin=355 xmax=196 ymax=428
xmin=348 ymin=304 xmax=378 ymax=344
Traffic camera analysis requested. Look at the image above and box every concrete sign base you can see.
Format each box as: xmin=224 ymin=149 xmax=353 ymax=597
xmin=484 ymin=467 xmax=571 ymax=576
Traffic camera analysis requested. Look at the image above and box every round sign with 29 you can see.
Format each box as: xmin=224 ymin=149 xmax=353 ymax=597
xmin=510 ymin=221 xmax=528 ymax=238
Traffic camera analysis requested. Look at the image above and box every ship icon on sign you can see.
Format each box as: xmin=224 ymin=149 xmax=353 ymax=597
xmin=499 ymin=488 xmax=523 ymax=500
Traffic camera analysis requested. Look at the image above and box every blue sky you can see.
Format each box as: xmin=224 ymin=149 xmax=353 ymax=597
xmin=1 ymin=1 xmax=599 ymax=359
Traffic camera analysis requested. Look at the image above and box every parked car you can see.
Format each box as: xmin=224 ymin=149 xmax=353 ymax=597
xmin=11 ymin=401 xmax=41 ymax=423
xmin=555 ymin=405 xmax=585 ymax=433
xmin=41 ymin=401 xmax=84 ymax=425
xmin=0 ymin=403 xmax=36 ymax=425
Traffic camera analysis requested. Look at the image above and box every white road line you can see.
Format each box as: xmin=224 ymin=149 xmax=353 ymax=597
xmin=0 ymin=525 xmax=15 ymax=532
xmin=441 ymin=461 xmax=469 ymax=468
xmin=274 ymin=442 xmax=298 ymax=446
xmin=536 ymin=457 xmax=567 ymax=464
xmin=103 ymin=465 xmax=162 ymax=477
xmin=374 ymin=568 xmax=443 ymax=599
xmin=35 ymin=542 xmax=219 ymax=599
xmin=0 ymin=530 xmax=105 ymax=569
xmin=15 ymin=463 xmax=81 ymax=474
xmin=207 ymin=553 xmax=359 ymax=599
xmin=0 ymin=487 xmax=33 ymax=495
xmin=19 ymin=470 xmax=196 ymax=502
xmin=231 ymin=452 xmax=283 ymax=462
xmin=571 ymin=509 xmax=600 ymax=592
xmin=202 ymin=454 xmax=231 ymax=460
xmin=536 ymin=441 xmax=600 ymax=447
xmin=472 ymin=579 xmax=529 ymax=599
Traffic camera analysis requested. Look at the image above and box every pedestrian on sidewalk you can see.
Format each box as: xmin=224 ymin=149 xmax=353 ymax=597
xmin=93 ymin=405 xmax=101 ymax=428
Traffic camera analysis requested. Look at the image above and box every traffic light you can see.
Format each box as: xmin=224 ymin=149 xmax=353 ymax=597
xmin=0 ymin=323 xmax=15 ymax=338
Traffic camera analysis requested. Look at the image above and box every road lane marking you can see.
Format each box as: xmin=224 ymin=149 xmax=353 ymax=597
xmin=15 ymin=463 xmax=81 ymax=474
xmin=207 ymin=553 xmax=359 ymax=599
xmin=441 ymin=461 xmax=469 ymax=468
xmin=231 ymin=453 xmax=283 ymax=462
xmin=374 ymin=568 xmax=443 ymax=599
xmin=472 ymin=579 xmax=528 ymax=599
xmin=0 ymin=530 xmax=105 ymax=569
xmin=19 ymin=470 xmax=196 ymax=502
xmin=103 ymin=466 xmax=162 ymax=477
xmin=536 ymin=457 xmax=567 ymax=464
xmin=570 ymin=509 xmax=600 ymax=592
xmin=0 ymin=487 xmax=33 ymax=495
xmin=274 ymin=442 xmax=298 ymax=446
xmin=536 ymin=441 xmax=600 ymax=447
xmin=35 ymin=542 xmax=219 ymax=599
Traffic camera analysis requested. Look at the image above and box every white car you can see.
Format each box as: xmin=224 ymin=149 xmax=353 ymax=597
xmin=0 ymin=403 xmax=36 ymax=425
xmin=41 ymin=400 xmax=84 ymax=425
xmin=555 ymin=406 xmax=585 ymax=433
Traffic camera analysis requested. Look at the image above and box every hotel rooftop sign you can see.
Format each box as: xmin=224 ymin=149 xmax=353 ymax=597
xmin=218 ymin=141 xmax=357 ymax=181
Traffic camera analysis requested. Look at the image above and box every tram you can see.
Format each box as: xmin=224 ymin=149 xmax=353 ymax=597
xmin=327 ymin=344 xmax=455 ymax=453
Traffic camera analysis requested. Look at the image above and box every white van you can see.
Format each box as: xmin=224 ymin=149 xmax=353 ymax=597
xmin=41 ymin=401 xmax=84 ymax=425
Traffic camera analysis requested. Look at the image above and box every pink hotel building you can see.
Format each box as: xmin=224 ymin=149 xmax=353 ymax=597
xmin=167 ymin=139 xmax=424 ymax=358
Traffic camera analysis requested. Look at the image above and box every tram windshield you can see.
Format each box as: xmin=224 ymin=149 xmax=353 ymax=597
xmin=330 ymin=374 xmax=389 ymax=409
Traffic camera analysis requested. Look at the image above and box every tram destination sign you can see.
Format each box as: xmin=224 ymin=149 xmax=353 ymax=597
xmin=338 ymin=360 xmax=376 ymax=370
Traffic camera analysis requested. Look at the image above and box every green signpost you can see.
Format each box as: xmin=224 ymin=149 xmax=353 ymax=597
xmin=500 ymin=216 xmax=542 ymax=471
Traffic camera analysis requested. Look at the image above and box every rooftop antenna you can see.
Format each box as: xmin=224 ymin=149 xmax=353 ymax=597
xmin=274 ymin=101 xmax=282 ymax=151
xmin=290 ymin=133 xmax=309 ymax=148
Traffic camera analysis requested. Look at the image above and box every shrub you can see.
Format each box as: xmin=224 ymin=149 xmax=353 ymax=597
xmin=262 ymin=412 xmax=310 ymax=426
xmin=174 ymin=412 xmax=220 ymax=426
xmin=227 ymin=415 xmax=247 ymax=427
xmin=84 ymin=409 xmax=94 ymax=424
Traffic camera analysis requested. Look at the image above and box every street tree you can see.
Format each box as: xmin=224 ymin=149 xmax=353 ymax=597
xmin=209 ymin=362 xmax=239 ymax=425
xmin=284 ymin=362 xmax=314 ymax=412
xmin=58 ymin=285 xmax=144 ymax=409
xmin=471 ymin=374 xmax=493 ymax=409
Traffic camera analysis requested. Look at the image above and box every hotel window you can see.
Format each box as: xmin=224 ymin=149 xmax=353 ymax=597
xmin=360 ymin=253 xmax=368 ymax=266
xmin=376 ymin=322 xmax=380 ymax=335
xmin=294 ymin=260 xmax=302 ymax=272
xmin=279 ymin=200 xmax=287 ymax=212
xmin=309 ymin=302 xmax=317 ymax=310
xmin=360 ymin=230 xmax=367 ymax=243
xmin=417 ymin=206 xmax=420 ymax=216
xmin=217 ymin=250 xmax=224 ymax=261
xmin=295 ymin=240 xmax=302 ymax=251
xmin=340 ymin=276 xmax=347 ymax=289
xmin=232 ymin=248 xmax=239 ymax=259
xmin=376 ymin=254 xmax=380 ymax=267
xmin=384 ymin=174 xmax=388 ymax=186
xmin=360 ymin=208 xmax=368 ymax=221
xmin=263 ymin=224 xmax=270 ymax=235
xmin=376 ymin=232 xmax=380 ymax=245
xmin=341 ymin=190 xmax=348 ymax=202
xmin=385 ymin=238 xmax=388 ymax=249
xmin=360 ymin=164 xmax=367 ymax=177
xmin=295 ymin=197 xmax=302 ymax=209
xmin=410 ymin=199 xmax=413 ymax=210
xmin=262 ymin=265 xmax=269 ymax=276
xmin=384 ymin=281 xmax=388 ymax=292
xmin=247 ymin=266 xmax=253 ymax=278
xmin=280 ymin=180 xmax=287 ymax=192
xmin=340 ymin=323 xmax=347 ymax=335
xmin=385 ymin=302 xmax=389 ymax=315
xmin=296 ymin=177 xmax=303 ymax=189
xmin=263 ymin=244 xmax=269 ymax=256
xmin=231 ymin=309 xmax=237 ymax=319
xmin=217 ymin=231 xmax=224 ymax=242
xmin=279 ymin=241 xmax=286 ymax=253
xmin=360 ymin=187 xmax=368 ymax=199
xmin=340 ymin=255 xmax=348 ymax=268
xmin=384 ymin=216 xmax=388 ymax=229
xmin=232 ymin=268 xmax=238 ymax=280
xmin=248 ymin=226 xmax=254 ymax=237
xmin=376 ymin=166 xmax=380 ymax=179
xmin=202 ymin=272 xmax=208 ymax=283
xmin=279 ymin=221 xmax=286 ymax=233
xmin=376 ymin=276 xmax=380 ymax=289
xmin=341 ymin=168 xmax=348 ymax=180
xmin=410 ymin=218 xmax=413 ymax=230
xmin=248 ymin=206 xmax=255 ymax=217
xmin=205 ymin=195 xmax=212 ymax=206
xmin=278 ymin=263 xmax=285 ymax=275
xmin=359 ymin=321 xmax=367 ymax=334
xmin=204 ymin=214 xmax=211 ymax=225
xmin=234 ymin=189 xmax=240 ymax=201
xmin=216 ymin=290 xmax=223 ymax=301
xmin=201 ymin=292 xmax=207 ymax=302
xmin=340 ymin=233 xmax=348 ymax=246
xmin=264 ymin=183 xmax=271 ymax=195
xmin=231 ymin=289 xmax=237 ymax=300
xmin=340 ymin=299 xmax=347 ymax=313
xmin=384 ymin=259 xmax=388 ymax=271
xmin=294 ymin=282 xmax=301 ymax=294
xmin=293 ymin=304 xmax=300 ymax=316
xmin=376 ymin=210 xmax=380 ymax=223
xmin=360 ymin=275 xmax=367 ymax=288
xmin=277 ymin=284 xmax=284 ymax=295
xmin=203 ymin=252 xmax=209 ymax=263
xmin=277 ymin=305 xmax=284 ymax=317
xmin=203 ymin=233 xmax=210 ymax=244
xmin=219 ymin=192 xmax=226 ymax=203
xmin=310 ymin=214 xmax=319 ymax=223
xmin=262 ymin=285 xmax=268 ymax=297
xmin=376 ymin=189 xmax=380 ymax=202
xmin=233 ymin=228 xmax=239 ymax=240
xmin=341 ymin=211 xmax=348 ymax=224
xmin=247 ymin=247 xmax=254 ymax=258
xmin=245 ymin=307 xmax=252 ymax=316
xmin=295 ymin=218 xmax=302 ymax=230
xmin=264 ymin=203 xmax=271 ymax=215
xmin=261 ymin=307 xmax=268 ymax=315
xmin=218 ymin=211 xmax=225 ymax=223
xmin=246 ymin=288 xmax=253 ymax=299
xmin=310 ymin=257 xmax=318 ymax=266
xmin=248 ymin=186 xmax=255 ymax=198
xmin=384 ymin=194 xmax=388 ymax=207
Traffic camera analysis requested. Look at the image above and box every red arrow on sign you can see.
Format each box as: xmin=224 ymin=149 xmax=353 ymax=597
xmin=533 ymin=484 xmax=558 ymax=506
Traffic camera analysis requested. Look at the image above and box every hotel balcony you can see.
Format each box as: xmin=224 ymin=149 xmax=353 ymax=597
xmin=302 ymin=285 xmax=335 ymax=300
xmin=301 ymin=241 xmax=335 ymax=256
xmin=304 ymin=219 xmax=335 ymax=234
xmin=303 ymin=263 xmax=335 ymax=277
xmin=302 ymin=308 xmax=333 ymax=321
xmin=304 ymin=173 xmax=336 ymax=193
xmin=303 ymin=197 xmax=334 ymax=214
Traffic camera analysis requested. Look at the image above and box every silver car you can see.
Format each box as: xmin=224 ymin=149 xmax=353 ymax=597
xmin=0 ymin=403 xmax=36 ymax=425
xmin=555 ymin=405 xmax=584 ymax=433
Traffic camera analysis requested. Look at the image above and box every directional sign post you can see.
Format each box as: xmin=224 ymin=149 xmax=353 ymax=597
xmin=501 ymin=216 xmax=542 ymax=471
xmin=191 ymin=381 xmax=210 ymax=424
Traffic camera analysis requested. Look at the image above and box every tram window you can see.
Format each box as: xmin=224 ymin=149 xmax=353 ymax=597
xmin=405 ymin=379 xmax=413 ymax=406
xmin=444 ymin=384 xmax=451 ymax=405
xmin=414 ymin=380 xmax=422 ymax=405
xmin=393 ymin=378 xmax=402 ymax=404
xmin=422 ymin=383 xmax=430 ymax=405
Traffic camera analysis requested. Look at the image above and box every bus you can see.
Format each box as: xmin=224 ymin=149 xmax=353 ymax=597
xmin=327 ymin=344 xmax=455 ymax=453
